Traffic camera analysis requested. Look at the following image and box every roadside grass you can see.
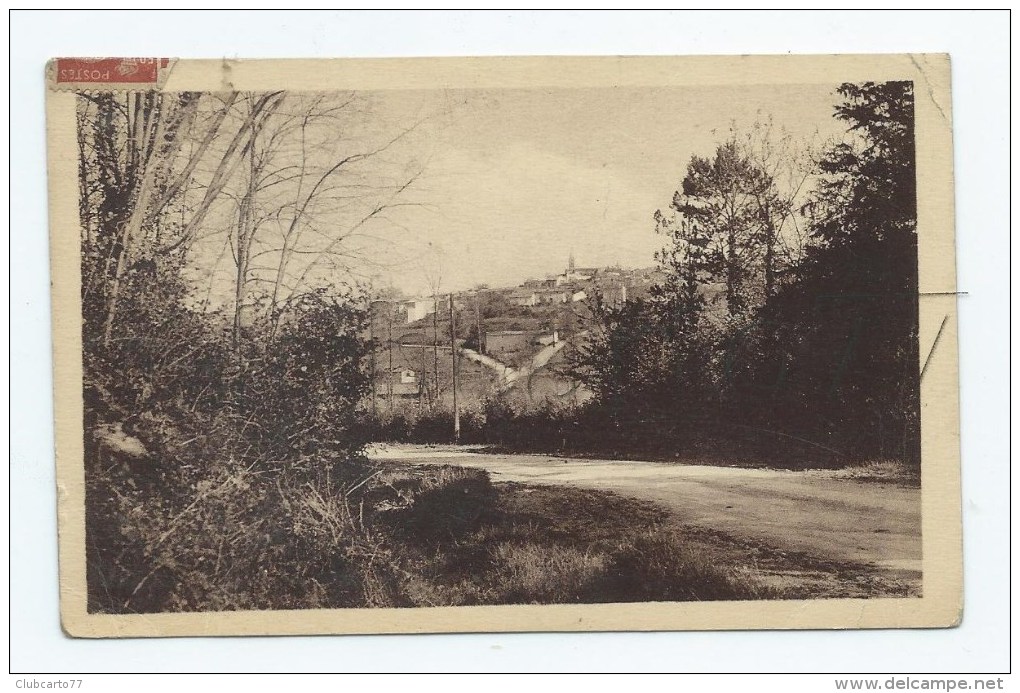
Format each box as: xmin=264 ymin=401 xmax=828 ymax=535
xmin=89 ymin=448 xmax=903 ymax=614
xmin=824 ymin=459 xmax=920 ymax=487
xmin=376 ymin=467 xmax=917 ymax=604
xmin=376 ymin=473 xmax=783 ymax=605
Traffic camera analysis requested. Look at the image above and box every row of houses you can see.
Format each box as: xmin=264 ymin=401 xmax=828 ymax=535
xmin=508 ymin=287 xmax=586 ymax=307
xmin=504 ymin=256 xmax=600 ymax=307
xmin=378 ymin=258 xmax=657 ymax=327
xmin=520 ymin=267 xmax=598 ymax=290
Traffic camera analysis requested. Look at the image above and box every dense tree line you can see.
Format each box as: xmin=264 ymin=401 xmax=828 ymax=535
xmin=567 ymin=82 xmax=920 ymax=467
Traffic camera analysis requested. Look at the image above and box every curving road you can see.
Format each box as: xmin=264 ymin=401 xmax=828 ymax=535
xmin=367 ymin=444 xmax=921 ymax=576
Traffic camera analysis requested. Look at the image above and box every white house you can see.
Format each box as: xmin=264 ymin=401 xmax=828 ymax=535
xmin=399 ymin=298 xmax=438 ymax=324
xmin=375 ymin=367 xmax=420 ymax=398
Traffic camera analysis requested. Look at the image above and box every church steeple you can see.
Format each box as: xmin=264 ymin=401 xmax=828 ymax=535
xmin=568 ymin=252 xmax=575 ymax=272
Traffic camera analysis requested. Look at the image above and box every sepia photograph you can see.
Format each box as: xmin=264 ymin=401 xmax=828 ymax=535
xmin=46 ymin=54 xmax=961 ymax=636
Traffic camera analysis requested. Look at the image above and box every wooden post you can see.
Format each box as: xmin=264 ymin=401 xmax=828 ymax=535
xmin=419 ymin=342 xmax=428 ymax=410
xmin=386 ymin=303 xmax=393 ymax=411
xmin=475 ymin=290 xmax=484 ymax=354
xmin=449 ymin=294 xmax=460 ymax=443
xmin=369 ymin=309 xmax=377 ymax=417
xmin=433 ymin=295 xmax=440 ymax=401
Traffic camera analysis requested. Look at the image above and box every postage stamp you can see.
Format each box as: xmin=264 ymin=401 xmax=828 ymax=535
xmin=50 ymin=57 xmax=174 ymax=88
xmin=46 ymin=55 xmax=961 ymax=637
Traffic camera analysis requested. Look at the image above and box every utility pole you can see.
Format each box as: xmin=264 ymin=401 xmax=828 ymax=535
xmin=419 ymin=342 xmax=428 ymax=411
xmin=369 ymin=305 xmax=377 ymax=417
xmin=386 ymin=302 xmax=393 ymax=412
xmin=432 ymin=294 xmax=440 ymax=402
xmin=474 ymin=289 xmax=484 ymax=354
xmin=449 ymin=293 xmax=460 ymax=443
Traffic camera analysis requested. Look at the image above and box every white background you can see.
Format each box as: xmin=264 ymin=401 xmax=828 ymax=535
xmin=8 ymin=9 xmax=1011 ymax=674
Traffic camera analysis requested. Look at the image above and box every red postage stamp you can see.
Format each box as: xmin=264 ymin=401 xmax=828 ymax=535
xmin=51 ymin=57 xmax=173 ymax=87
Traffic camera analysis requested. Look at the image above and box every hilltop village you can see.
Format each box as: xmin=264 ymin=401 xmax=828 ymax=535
xmin=368 ymin=258 xmax=664 ymax=411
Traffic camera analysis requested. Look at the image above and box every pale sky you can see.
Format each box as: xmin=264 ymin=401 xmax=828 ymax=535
xmin=355 ymin=83 xmax=849 ymax=297
xmin=183 ymin=83 xmax=851 ymax=305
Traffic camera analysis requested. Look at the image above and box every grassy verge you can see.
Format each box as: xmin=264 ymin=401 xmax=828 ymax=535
xmin=89 ymin=453 xmax=911 ymax=614
xmin=374 ymin=472 xmax=782 ymax=605
xmin=822 ymin=459 xmax=920 ymax=487
xmin=372 ymin=464 xmax=920 ymax=604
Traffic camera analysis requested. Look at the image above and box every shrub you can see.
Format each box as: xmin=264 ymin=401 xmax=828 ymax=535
xmin=411 ymin=409 xmax=454 ymax=444
xmin=386 ymin=466 xmax=495 ymax=544
xmin=591 ymin=529 xmax=780 ymax=602
xmin=86 ymin=447 xmax=403 ymax=613
xmin=83 ymin=277 xmax=380 ymax=612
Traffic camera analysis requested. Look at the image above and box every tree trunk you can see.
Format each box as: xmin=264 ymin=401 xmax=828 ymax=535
xmin=232 ymin=127 xmax=259 ymax=348
xmin=231 ymin=193 xmax=253 ymax=348
xmin=726 ymin=223 xmax=739 ymax=316
xmin=763 ymin=201 xmax=776 ymax=300
xmin=100 ymin=96 xmax=169 ymax=349
xmin=387 ymin=307 xmax=394 ymax=411
xmin=163 ymin=92 xmax=284 ymax=255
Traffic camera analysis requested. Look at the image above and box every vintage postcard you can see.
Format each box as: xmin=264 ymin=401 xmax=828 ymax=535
xmin=47 ymin=55 xmax=960 ymax=637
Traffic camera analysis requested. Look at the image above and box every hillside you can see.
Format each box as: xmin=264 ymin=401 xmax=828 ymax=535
xmin=366 ymin=264 xmax=657 ymax=412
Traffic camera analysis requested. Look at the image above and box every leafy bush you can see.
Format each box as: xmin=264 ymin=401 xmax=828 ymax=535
xmin=87 ymin=449 xmax=412 ymax=613
xmin=83 ymin=271 xmax=380 ymax=612
xmin=229 ymin=291 xmax=371 ymax=461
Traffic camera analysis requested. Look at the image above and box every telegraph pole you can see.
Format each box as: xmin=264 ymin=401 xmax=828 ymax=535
xmin=369 ymin=306 xmax=377 ymax=417
xmin=432 ymin=294 xmax=440 ymax=402
xmin=386 ymin=303 xmax=393 ymax=412
xmin=419 ymin=342 xmax=428 ymax=410
xmin=449 ymin=293 xmax=460 ymax=443
xmin=474 ymin=289 xmax=484 ymax=354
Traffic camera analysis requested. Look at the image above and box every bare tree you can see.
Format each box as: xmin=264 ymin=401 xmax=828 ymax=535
xmin=77 ymin=91 xmax=280 ymax=348
xmin=737 ymin=118 xmax=815 ymax=300
xmin=77 ymin=90 xmax=428 ymax=352
xmin=207 ymin=93 xmax=429 ymax=344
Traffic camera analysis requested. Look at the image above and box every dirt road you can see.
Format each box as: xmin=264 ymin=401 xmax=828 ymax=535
xmin=368 ymin=444 xmax=921 ymax=577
